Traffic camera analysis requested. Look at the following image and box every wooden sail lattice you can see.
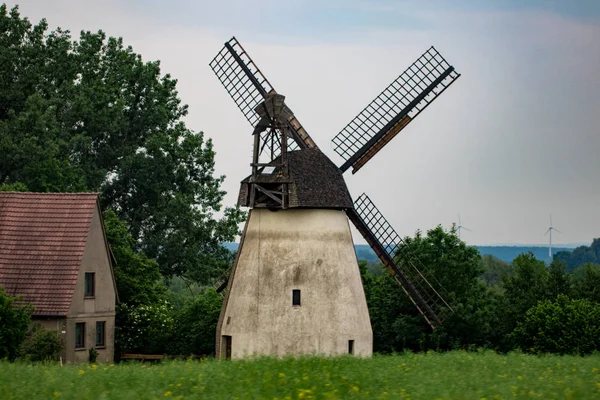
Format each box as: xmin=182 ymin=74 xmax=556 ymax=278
xmin=333 ymin=46 xmax=460 ymax=174
xmin=210 ymin=37 xmax=319 ymax=158
xmin=349 ymin=193 xmax=454 ymax=328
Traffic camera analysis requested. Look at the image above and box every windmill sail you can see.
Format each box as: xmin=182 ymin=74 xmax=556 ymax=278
xmin=347 ymin=193 xmax=453 ymax=329
xmin=209 ymin=37 xmax=318 ymax=153
xmin=333 ymin=47 xmax=460 ymax=174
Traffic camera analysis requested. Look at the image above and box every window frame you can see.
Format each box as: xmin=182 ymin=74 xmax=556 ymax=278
xmin=95 ymin=321 xmax=106 ymax=348
xmin=75 ymin=322 xmax=85 ymax=350
xmin=84 ymin=272 xmax=95 ymax=297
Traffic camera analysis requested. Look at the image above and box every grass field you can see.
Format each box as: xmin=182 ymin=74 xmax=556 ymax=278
xmin=1 ymin=351 xmax=599 ymax=399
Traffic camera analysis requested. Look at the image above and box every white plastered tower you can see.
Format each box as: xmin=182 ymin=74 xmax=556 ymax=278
xmin=217 ymin=208 xmax=372 ymax=358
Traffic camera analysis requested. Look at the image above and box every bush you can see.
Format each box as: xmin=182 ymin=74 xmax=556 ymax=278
xmin=18 ymin=324 xmax=63 ymax=362
xmin=115 ymin=300 xmax=174 ymax=355
xmin=168 ymin=288 xmax=222 ymax=356
xmin=512 ymin=295 xmax=600 ymax=355
xmin=0 ymin=287 xmax=33 ymax=361
xmin=89 ymin=347 xmax=98 ymax=363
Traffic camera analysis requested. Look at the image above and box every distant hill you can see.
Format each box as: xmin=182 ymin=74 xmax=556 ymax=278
xmin=223 ymin=242 xmax=572 ymax=264
xmin=355 ymin=244 xmax=573 ymax=264
xmin=475 ymin=246 xmax=572 ymax=264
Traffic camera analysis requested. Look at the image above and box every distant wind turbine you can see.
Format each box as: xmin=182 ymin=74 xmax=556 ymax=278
xmin=456 ymin=213 xmax=471 ymax=239
xmin=545 ymin=214 xmax=561 ymax=260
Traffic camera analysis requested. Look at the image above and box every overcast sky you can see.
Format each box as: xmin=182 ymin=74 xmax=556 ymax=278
xmin=6 ymin=0 xmax=600 ymax=246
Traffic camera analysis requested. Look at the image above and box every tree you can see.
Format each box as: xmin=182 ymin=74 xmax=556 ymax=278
xmin=0 ymin=5 xmax=245 ymax=284
xmin=480 ymin=255 xmax=513 ymax=287
xmin=168 ymin=288 xmax=223 ymax=356
xmin=571 ymin=263 xmax=600 ymax=303
xmin=116 ymin=301 xmax=174 ymax=355
xmin=0 ymin=287 xmax=33 ymax=361
xmin=545 ymin=259 xmax=571 ymax=299
xmin=0 ymin=182 xmax=28 ymax=192
xmin=103 ymin=210 xmax=164 ymax=306
xmin=501 ymin=253 xmax=548 ymax=323
xmin=361 ymin=225 xmax=494 ymax=352
xmin=511 ymin=295 xmax=600 ymax=355
xmin=18 ymin=324 xmax=64 ymax=362
xmin=554 ymin=239 xmax=600 ymax=271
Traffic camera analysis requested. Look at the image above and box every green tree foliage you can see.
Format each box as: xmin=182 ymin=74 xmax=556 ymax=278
xmin=17 ymin=324 xmax=64 ymax=362
xmin=361 ymin=226 xmax=496 ymax=352
xmin=0 ymin=287 xmax=33 ymax=361
xmin=512 ymin=295 xmax=600 ymax=355
xmin=103 ymin=210 xmax=164 ymax=306
xmin=168 ymin=289 xmax=223 ymax=356
xmin=554 ymin=239 xmax=600 ymax=270
xmin=480 ymin=255 xmax=513 ymax=287
xmin=497 ymin=254 xmax=572 ymax=346
xmin=570 ymin=263 xmax=600 ymax=303
xmin=116 ymin=301 xmax=174 ymax=355
xmin=0 ymin=182 xmax=28 ymax=192
xmin=0 ymin=4 xmax=244 ymax=284
xmin=545 ymin=260 xmax=571 ymax=299
xmin=501 ymin=253 xmax=548 ymax=323
xmin=103 ymin=209 xmax=172 ymax=358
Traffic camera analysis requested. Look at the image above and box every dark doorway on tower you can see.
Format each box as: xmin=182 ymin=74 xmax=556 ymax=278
xmin=222 ymin=335 xmax=232 ymax=359
xmin=348 ymin=340 xmax=354 ymax=354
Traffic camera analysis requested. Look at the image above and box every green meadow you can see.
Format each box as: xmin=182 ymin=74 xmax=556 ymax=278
xmin=1 ymin=351 xmax=599 ymax=399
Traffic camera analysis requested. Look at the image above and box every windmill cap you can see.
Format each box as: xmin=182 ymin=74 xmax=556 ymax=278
xmin=238 ymin=148 xmax=353 ymax=210
xmin=254 ymin=93 xmax=293 ymax=122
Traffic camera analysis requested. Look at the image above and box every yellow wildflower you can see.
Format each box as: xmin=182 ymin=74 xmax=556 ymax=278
xmin=164 ymin=391 xmax=172 ymax=397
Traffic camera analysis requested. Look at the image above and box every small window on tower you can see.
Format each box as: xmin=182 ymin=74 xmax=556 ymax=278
xmin=292 ymin=289 xmax=301 ymax=306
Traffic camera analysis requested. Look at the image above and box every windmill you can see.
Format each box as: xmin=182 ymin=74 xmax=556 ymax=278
xmin=545 ymin=214 xmax=561 ymax=260
xmin=456 ymin=213 xmax=471 ymax=239
xmin=210 ymin=37 xmax=461 ymax=359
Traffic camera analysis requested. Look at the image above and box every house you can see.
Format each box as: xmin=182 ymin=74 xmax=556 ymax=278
xmin=0 ymin=192 xmax=118 ymax=363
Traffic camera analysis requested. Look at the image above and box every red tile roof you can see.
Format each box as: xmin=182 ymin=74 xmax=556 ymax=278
xmin=0 ymin=192 xmax=99 ymax=316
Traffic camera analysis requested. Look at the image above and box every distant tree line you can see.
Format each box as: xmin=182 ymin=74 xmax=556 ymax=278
xmin=554 ymin=239 xmax=600 ymax=271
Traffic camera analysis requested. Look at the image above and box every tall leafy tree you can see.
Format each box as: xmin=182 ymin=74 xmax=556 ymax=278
xmin=480 ymin=255 xmax=513 ymax=288
xmin=571 ymin=263 xmax=600 ymax=303
xmin=103 ymin=210 xmax=165 ymax=306
xmin=361 ymin=225 xmax=494 ymax=352
xmin=0 ymin=5 xmax=244 ymax=283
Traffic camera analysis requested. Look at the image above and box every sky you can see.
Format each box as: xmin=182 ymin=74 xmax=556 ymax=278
xmin=5 ymin=0 xmax=600 ymax=246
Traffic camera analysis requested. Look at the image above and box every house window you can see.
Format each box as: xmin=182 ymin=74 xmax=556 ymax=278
xmin=84 ymin=272 xmax=95 ymax=297
xmin=96 ymin=321 xmax=105 ymax=347
xmin=348 ymin=340 xmax=355 ymax=354
xmin=75 ymin=322 xmax=85 ymax=349
xmin=292 ymin=289 xmax=301 ymax=306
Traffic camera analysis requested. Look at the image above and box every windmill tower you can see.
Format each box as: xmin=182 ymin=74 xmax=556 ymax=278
xmin=545 ymin=214 xmax=561 ymax=260
xmin=210 ymin=38 xmax=461 ymax=359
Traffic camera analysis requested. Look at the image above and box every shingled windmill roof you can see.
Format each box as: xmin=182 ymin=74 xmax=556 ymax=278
xmin=0 ymin=192 xmax=99 ymax=316
xmin=239 ymin=148 xmax=353 ymax=209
